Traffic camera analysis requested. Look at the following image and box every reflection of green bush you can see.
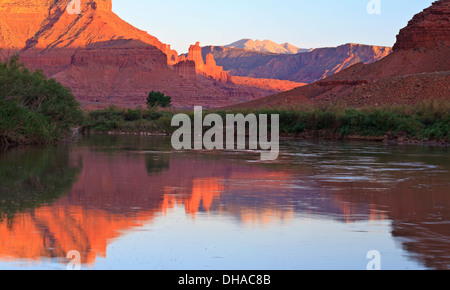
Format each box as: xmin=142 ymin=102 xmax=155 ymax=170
xmin=0 ymin=147 xmax=82 ymax=223
xmin=0 ymin=57 xmax=84 ymax=147
xmin=76 ymin=134 xmax=174 ymax=154
xmin=145 ymin=154 xmax=170 ymax=175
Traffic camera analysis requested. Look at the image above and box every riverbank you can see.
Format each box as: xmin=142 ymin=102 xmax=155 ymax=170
xmin=83 ymin=100 xmax=450 ymax=146
xmin=87 ymin=129 xmax=449 ymax=147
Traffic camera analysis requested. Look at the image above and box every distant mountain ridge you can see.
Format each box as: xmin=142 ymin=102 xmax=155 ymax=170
xmin=225 ymin=39 xmax=310 ymax=54
xmin=203 ymin=43 xmax=392 ymax=83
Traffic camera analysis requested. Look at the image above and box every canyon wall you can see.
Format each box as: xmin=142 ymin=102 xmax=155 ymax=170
xmin=0 ymin=0 xmax=305 ymax=108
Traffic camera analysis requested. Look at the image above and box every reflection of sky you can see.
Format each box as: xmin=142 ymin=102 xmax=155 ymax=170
xmin=93 ymin=207 xmax=426 ymax=270
xmin=0 ymin=206 xmax=426 ymax=270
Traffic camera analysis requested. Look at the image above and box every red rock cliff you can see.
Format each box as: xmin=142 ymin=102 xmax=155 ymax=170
xmin=187 ymin=42 xmax=205 ymax=72
xmin=0 ymin=0 xmax=179 ymax=66
xmin=184 ymin=42 xmax=230 ymax=83
xmin=394 ymin=0 xmax=450 ymax=51
xmin=234 ymin=0 xmax=450 ymax=109
xmin=0 ymin=0 xmax=312 ymax=108
xmin=174 ymin=60 xmax=197 ymax=81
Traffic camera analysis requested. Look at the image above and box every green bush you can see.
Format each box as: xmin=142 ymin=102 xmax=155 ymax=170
xmin=84 ymin=99 xmax=449 ymax=142
xmin=146 ymin=91 xmax=172 ymax=108
xmin=84 ymin=106 xmax=175 ymax=133
xmin=0 ymin=56 xmax=83 ymax=147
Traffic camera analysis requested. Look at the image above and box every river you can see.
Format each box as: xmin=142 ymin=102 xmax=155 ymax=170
xmin=0 ymin=135 xmax=448 ymax=270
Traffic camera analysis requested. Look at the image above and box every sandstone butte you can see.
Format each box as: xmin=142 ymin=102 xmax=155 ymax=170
xmin=233 ymin=0 xmax=450 ymax=109
xmin=0 ymin=0 xmax=306 ymax=109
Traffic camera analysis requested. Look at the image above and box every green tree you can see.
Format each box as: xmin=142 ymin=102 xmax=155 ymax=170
xmin=146 ymin=91 xmax=172 ymax=108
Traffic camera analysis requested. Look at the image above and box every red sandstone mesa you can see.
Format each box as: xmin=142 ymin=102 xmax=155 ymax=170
xmin=0 ymin=0 xmax=306 ymax=108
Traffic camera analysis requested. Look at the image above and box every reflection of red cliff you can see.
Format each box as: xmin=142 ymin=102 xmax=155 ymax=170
xmin=0 ymin=150 xmax=297 ymax=265
xmin=162 ymin=178 xmax=224 ymax=217
xmin=1 ymin=145 xmax=448 ymax=269
xmin=161 ymin=171 xmax=294 ymax=225
xmin=0 ymin=205 xmax=153 ymax=265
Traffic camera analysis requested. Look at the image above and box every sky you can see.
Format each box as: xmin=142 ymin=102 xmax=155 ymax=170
xmin=112 ymin=0 xmax=435 ymax=53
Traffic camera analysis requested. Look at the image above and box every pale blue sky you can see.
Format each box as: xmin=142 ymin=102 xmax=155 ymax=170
xmin=112 ymin=0 xmax=434 ymax=53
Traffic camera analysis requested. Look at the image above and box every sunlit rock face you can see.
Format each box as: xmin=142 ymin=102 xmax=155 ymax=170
xmin=0 ymin=0 xmax=53 ymax=50
xmin=185 ymin=42 xmax=230 ymax=84
xmin=0 ymin=0 xmax=174 ymax=74
xmin=0 ymin=1 xmax=136 ymax=49
xmin=394 ymin=0 xmax=450 ymax=51
xmin=0 ymin=0 xmax=304 ymax=108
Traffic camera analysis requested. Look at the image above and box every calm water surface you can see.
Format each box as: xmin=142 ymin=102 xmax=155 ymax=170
xmin=0 ymin=135 xmax=448 ymax=270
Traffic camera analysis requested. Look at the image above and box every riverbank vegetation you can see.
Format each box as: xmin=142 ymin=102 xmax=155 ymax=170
xmin=83 ymin=99 xmax=449 ymax=143
xmin=0 ymin=57 xmax=84 ymax=148
xmin=84 ymin=106 xmax=174 ymax=134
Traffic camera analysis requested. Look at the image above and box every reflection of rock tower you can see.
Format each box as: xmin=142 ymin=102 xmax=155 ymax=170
xmin=180 ymin=42 xmax=230 ymax=83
